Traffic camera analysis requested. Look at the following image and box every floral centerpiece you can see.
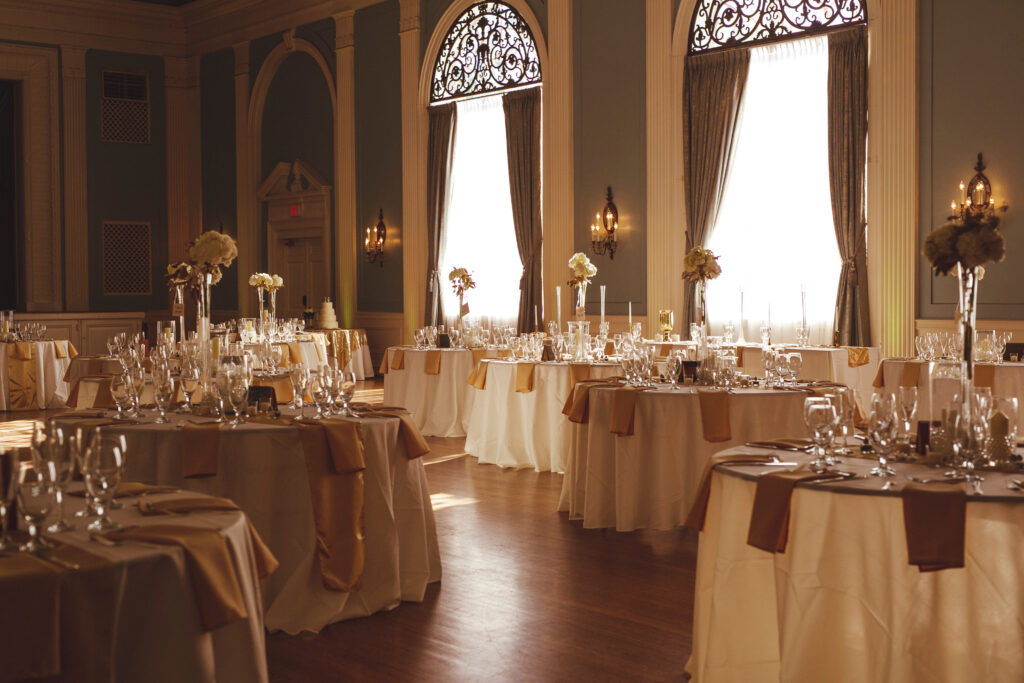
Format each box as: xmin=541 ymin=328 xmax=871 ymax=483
xmin=449 ymin=267 xmax=476 ymax=329
xmin=682 ymin=246 xmax=721 ymax=330
xmin=567 ymin=252 xmax=597 ymax=317
xmin=188 ymin=230 xmax=236 ymax=339
xmin=165 ymin=261 xmax=192 ymax=342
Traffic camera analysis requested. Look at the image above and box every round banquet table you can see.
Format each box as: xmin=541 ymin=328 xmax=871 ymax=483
xmin=464 ymin=360 xmax=621 ymax=473
xmin=55 ymin=410 xmax=441 ymax=634
xmin=382 ymin=347 xmax=494 ymax=437
xmin=874 ymin=358 xmax=1024 ymax=421
xmin=2 ymin=487 xmax=269 ymax=683
xmin=559 ymin=386 xmax=808 ymax=531
xmin=0 ymin=340 xmax=73 ymax=410
xmin=690 ymin=446 xmax=1024 ymax=682
xmin=737 ymin=344 xmax=881 ymax=413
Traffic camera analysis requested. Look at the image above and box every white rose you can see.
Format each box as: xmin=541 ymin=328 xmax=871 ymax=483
xmin=272 ymin=275 xmax=284 ymax=288
xmin=249 ymin=274 xmax=260 ymax=287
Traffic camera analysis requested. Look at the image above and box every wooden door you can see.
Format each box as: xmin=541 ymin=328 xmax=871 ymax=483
xmin=277 ymin=237 xmax=327 ymax=319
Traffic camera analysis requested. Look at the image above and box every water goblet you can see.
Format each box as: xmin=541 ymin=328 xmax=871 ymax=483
xmin=289 ymin=363 xmax=309 ymax=411
xmin=666 ymin=352 xmax=682 ymax=390
xmin=0 ymin=451 xmax=18 ymax=551
xmin=17 ymin=462 xmax=56 ymax=552
xmin=336 ymin=370 xmax=358 ymax=417
xmin=110 ymin=373 xmax=132 ymax=419
xmin=804 ymin=397 xmax=838 ymax=472
xmin=310 ymin=372 xmax=332 ymax=419
xmin=227 ymin=372 xmax=249 ymax=427
xmin=83 ymin=430 xmax=125 ymax=532
xmin=179 ymin=362 xmax=200 ymax=413
xmin=867 ymin=392 xmax=898 ymax=477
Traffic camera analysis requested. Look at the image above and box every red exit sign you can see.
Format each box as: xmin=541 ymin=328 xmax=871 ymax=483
xmin=289 ymin=204 xmax=300 ymax=217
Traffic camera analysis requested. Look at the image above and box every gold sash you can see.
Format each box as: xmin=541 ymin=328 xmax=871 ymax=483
xmin=846 ymin=347 xmax=870 ymax=368
xmin=515 ymin=362 xmax=538 ymax=393
xmin=425 ymin=349 xmax=442 ymax=375
xmin=697 ymin=390 xmax=732 ymax=442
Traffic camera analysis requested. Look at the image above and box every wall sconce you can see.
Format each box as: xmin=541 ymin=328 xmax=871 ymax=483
xmin=364 ymin=208 xmax=386 ymax=266
xmin=590 ymin=186 xmax=618 ymax=259
xmin=950 ymin=153 xmax=1008 ymax=225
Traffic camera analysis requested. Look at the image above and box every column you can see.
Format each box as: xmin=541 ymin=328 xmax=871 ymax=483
xmin=335 ymin=11 xmax=358 ymax=328
xmin=234 ymin=41 xmax=255 ymax=315
xmin=62 ymin=45 xmax=88 ymax=311
xmin=399 ymin=0 xmax=422 ymax=341
xmin=165 ymin=55 xmax=203 ymax=264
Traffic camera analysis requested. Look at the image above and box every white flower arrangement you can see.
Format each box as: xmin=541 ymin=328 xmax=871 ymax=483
xmin=189 ymin=230 xmax=237 ymax=269
xmin=448 ymin=267 xmax=476 ymax=298
xmin=270 ymin=274 xmax=284 ymax=290
xmin=567 ymin=252 xmax=597 ymax=288
xmin=248 ymin=272 xmax=284 ymax=291
xmin=681 ymin=246 xmax=722 ymax=283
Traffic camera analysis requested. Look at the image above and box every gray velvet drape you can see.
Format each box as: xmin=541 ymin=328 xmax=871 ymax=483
xmin=682 ymin=49 xmax=750 ymax=326
xmin=502 ymin=87 xmax=543 ymax=333
xmin=827 ymin=27 xmax=870 ymax=346
xmin=424 ymin=103 xmax=456 ymax=325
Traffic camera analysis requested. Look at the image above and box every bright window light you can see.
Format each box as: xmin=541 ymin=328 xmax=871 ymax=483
xmin=438 ymin=94 xmax=523 ymax=328
xmin=705 ymin=35 xmax=840 ymax=344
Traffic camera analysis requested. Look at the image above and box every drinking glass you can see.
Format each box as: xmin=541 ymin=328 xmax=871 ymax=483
xmin=867 ymin=392 xmax=898 ymax=477
xmin=896 ymin=386 xmax=918 ymax=455
xmin=289 ymin=363 xmax=309 ymax=411
xmin=127 ymin=364 xmax=146 ymax=417
xmin=39 ymin=424 xmax=74 ymax=533
xmin=83 ymin=429 xmax=125 ymax=532
xmin=156 ymin=320 xmax=176 ymax=347
xmin=413 ymin=329 xmax=425 ymax=348
xmin=180 ymin=362 xmax=200 ymax=413
xmin=723 ymin=322 xmax=735 ymax=344
xmin=17 ymin=463 xmax=55 ymax=552
xmin=666 ymin=352 xmax=682 ymax=390
xmin=336 ymin=370 xmax=358 ymax=417
xmin=804 ymin=397 xmax=838 ymax=472
xmin=110 ymin=373 xmax=131 ymax=419
xmin=631 ymin=322 xmax=642 ymax=340
xmin=785 ymin=353 xmax=803 ymax=384
xmin=311 ymin=372 xmax=332 ymax=419
xmin=227 ymin=372 xmax=249 ymax=427
xmin=826 ymin=387 xmax=855 ymax=457
xmin=0 ymin=450 xmax=18 ymax=551
xmin=152 ymin=366 xmax=174 ymax=424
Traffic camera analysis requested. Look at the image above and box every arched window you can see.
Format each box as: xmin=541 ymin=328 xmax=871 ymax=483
xmin=429 ymin=2 xmax=543 ymax=329
xmin=689 ymin=0 xmax=865 ymax=54
xmin=431 ymin=1 xmax=541 ymax=103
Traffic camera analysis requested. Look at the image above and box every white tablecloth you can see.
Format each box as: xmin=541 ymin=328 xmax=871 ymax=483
xmin=21 ymin=489 xmax=269 ymax=683
xmin=383 ymin=347 xmax=483 ymax=437
xmin=739 ymin=345 xmax=881 ymax=412
xmin=465 ymin=361 xmax=620 ymax=473
xmin=690 ymin=447 xmax=1024 ymax=682
xmin=0 ymin=340 xmax=72 ymax=410
xmin=351 ymin=342 xmax=373 ymax=380
xmin=876 ymin=359 xmax=1024 ymax=421
xmin=559 ymin=387 xmax=807 ymax=531
xmin=60 ymin=412 xmax=441 ymax=634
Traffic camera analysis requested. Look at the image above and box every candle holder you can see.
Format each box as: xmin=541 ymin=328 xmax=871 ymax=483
xmin=658 ymin=309 xmax=674 ymax=341
xmin=590 ymin=187 xmax=619 ymax=259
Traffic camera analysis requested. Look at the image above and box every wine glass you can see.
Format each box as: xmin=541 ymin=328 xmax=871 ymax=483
xmin=179 ymin=362 xmax=200 ymax=413
xmin=896 ymin=386 xmax=918 ymax=457
xmin=289 ymin=363 xmax=309 ymax=411
xmin=40 ymin=424 xmax=74 ymax=533
xmin=786 ymin=353 xmax=803 ymax=384
xmin=227 ymin=371 xmax=249 ymax=428
xmin=0 ymin=450 xmax=18 ymax=551
xmin=153 ymin=368 xmax=174 ymax=424
xmin=17 ymin=462 xmax=55 ymax=552
xmin=826 ymin=387 xmax=855 ymax=457
xmin=867 ymin=392 xmax=898 ymax=477
xmin=127 ymin=364 xmax=146 ymax=417
xmin=666 ymin=352 xmax=682 ymax=390
xmin=82 ymin=429 xmax=126 ymax=532
xmin=335 ymin=370 xmax=358 ymax=417
xmin=310 ymin=371 xmax=332 ymax=419
xmin=804 ymin=397 xmax=838 ymax=472
xmin=108 ymin=372 xmax=130 ymax=419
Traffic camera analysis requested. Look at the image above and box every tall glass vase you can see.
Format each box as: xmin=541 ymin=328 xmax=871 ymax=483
xmin=695 ymin=280 xmax=708 ymax=331
xmin=575 ymin=282 xmax=588 ymax=320
xmin=173 ymin=284 xmax=186 ymax=347
xmin=269 ymin=289 xmax=277 ymax=338
xmin=257 ymin=288 xmax=267 ymax=340
xmin=957 ymin=263 xmax=979 ymax=403
xmin=196 ymin=271 xmax=214 ymax=401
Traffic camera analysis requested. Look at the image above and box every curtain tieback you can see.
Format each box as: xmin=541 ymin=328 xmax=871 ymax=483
xmin=842 ymin=258 xmax=858 ymax=284
xmin=519 ymin=242 xmax=542 ymax=290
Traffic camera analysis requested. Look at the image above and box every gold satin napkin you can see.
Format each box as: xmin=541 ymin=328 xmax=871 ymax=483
xmin=68 ymin=481 xmax=179 ymax=499
xmin=698 ymin=390 xmax=732 ymax=442
xmin=7 ymin=342 xmax=38 ymax=410
xmin=468 ymin=359 xmax=490 ymax=390
xmin=973 ymin=364 xmax=996 ymax=389
xmin=68 ymin=341 xmax=79 ymax=358
xmin=604 ymin=340 xmax=615 ymax=356
xmin=847 ymin=347 xmax=871 ymax=368
xmin=564 ymin=378 xmax=623 ymax=424
xmin=138 ymin=497 xmax=279 ymax=578
xmin=53 ymin=340 xmax=68 ymax=359
xmin=252 ymin=376 xmax=293 ymax=404
xmin=50 ymin=410 xmax=107 ymax=419
xmin=516 ymin=362 xmax=538 ymax=393
xmin=745 ymin=438 xmax=813 ymax=451
xmin=471 ymin=348 xmax=488 ymax=365
xmin=295 ymin=419 xmax=367 ymax=473
xmin=286 ymin=342 xmax=304 ymax=366
xmin=181 ymin=423 xmax=221 ymax=478
xmin=497 ymin=348 xmax=513 ymax=359
xmin=873 ymin=361 xmax=922 ymax=388
xmin=108 ymin=524 xmax=250 ymax=630
xmin=684 ymin=452 xmax=778 ymax=532
xmin=609 ymin=386 xmax=650 ymax=436
xmin=359 ymin=408 xmax=431 ymax=459
xmin=391 ymin=348 xmax=405 ymax=371
xmin=901 ymin=483 xmax=967 ymax=571
xmin=568 ymin=363 xmax=591 ymax=390
xmin=378 ymin=351 xmax=390 ymax=375
xmin=747 ymin=469 xmax=844 ymax=552
xmin=425 ymin=349 xmax=442 ymax=375
xmin=296 ymin=422 xmax=366 ymax=592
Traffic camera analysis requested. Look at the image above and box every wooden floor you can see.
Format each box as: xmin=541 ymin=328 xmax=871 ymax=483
xmin=2 ymin=380 xmax=699 ymax=681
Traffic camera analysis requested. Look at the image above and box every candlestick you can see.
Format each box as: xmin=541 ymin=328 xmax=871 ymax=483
xmin=534 ymin=304 xmax=539 ymax=330
xmin=800 ymin=284 xmax=807 ymax=329
xmin=600 ymin=286 xmax=606 ymax=325
xmin=739 ymin=288 xmax=745 ymax=343
xmin=628 ymin=301 xmax=632 ymax=325
xmin=556 ymin=286 xmax=562 ymax=331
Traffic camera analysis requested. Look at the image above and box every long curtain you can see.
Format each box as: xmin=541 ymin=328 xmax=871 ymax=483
xmin=502 ymin=87 xmax=542 ymax=332
xmin=828 ymin=27 xmax=870 ymax=346
xmin=682 ymin=48 xmax=750 ymax=325
xmin=424 ymin=103 xmax=456 ymax=325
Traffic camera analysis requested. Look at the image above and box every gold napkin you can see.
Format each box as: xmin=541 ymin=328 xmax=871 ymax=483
xmin=425 ymin=349 xmax=442 ymax=375
xmin=609 ymin=386 xmax=649 ymax=436
xmin=108 ymin=524 xmax=249 ymax=630
xmin=568 ymin=363 xmax=591 ymax=390
xmin=68 ymin=341 xmax=79 ymax=358
xmin=296 ymin=422 xmax=366 ymax=592
xmin=497 ymin=348 xmax=513 ymax=359
xmin=53 ymin=340 xmax=68 ymax=359
xmin=873 ymin=361 xmax=921 ymax=388
xmin=391 ymin=348 xmax=405 ymax=371
xmin=604 ymin=340 xmax=615 ymax=356
xmin=684 ymin=452 xmax=778 ymax=532
xmin=116 ymin=482 xmax=181 ymax=498
xmin=296 ymin=419 xmax=367 ymax=473
xmin=7 ymin=342 xmax=37 ymax=410
xmin=360 ymin=408 xmax=431 ymax=459
xmin=564 ymin=378 xmax=623 ymax=424
xmin=659 ymin=343 xmax=672 ymax=357
xmin=745 ymin=438 xmax=813 ymax=451
xmin=138 ymin=496 xmax=279 ymax=578
xmin=847 ymin=347 xmax=871 ymax=368
xmin=698 ymin=390 xmax=732 ymax=442
xmin=181 ymin=423 xmax=221 ymax=478
xmin=747 ymin=469 xmax=843 ymax=552
xmin=468 ymin=359 xmax=490 ymax=390
xmin=901 ymin=483 xmax=967 ymax=571
xmin=973 ymin=364 xmax=996 ymax=389
xmin=471 ymin=348 xmax=488 ymax=365
xmin=516 ymin=362 xmax=538 ymax=393
xmin=286 ymin=342 xmax=304 ymax=366
xmin=378 ymin=351 xmax=390 ymax=375
xmin=252 ymin=376 xmax=293 ymax=404
xmin=50 ymin=410 xmax=107 ymax=419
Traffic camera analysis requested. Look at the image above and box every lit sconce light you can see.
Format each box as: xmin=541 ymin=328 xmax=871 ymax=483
xmin=364 ymin=208 xmax=386 ymax=267
xmin=590 ymin=186 xmax=618 ymax=259
xmin=949 ymin=153 xmax=1008 ymax=225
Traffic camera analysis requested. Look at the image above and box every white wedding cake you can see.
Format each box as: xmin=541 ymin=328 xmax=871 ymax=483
xmin=317 ymin=298 xmax=339 ymax=329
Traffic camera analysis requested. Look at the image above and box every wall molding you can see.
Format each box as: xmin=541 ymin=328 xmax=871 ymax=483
xmin=0 ymin=43 xmax=62 ymax=312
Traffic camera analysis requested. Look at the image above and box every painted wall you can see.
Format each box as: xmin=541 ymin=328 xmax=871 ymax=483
xmin=355 ymin=0 xmax=404 ymax=313
xmin=86 ymin=50 xmax=168 ymax=312
xmin=573 ymin=0 xmax=647 ymax=316
xmin=200 ymin=48 xmax=238 ymax=311
xmin=918 ymin=0 xmax=1024 ymax=318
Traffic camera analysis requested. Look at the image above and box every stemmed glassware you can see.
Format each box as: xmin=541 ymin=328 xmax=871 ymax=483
xmin=82 ymin=429 xmax=126 ymax=532
xmin=804 ymin=397 xmax=838 ymax=472
xmin=867 ymin=392 xmax=898 ymax=477
xmin=38 ymin=423 xmax=74 ymax=533
xmin=310 ymin=370 xmax=332 ymax=419
xmin=226 ymin=370 xmax=249 ymax=428
xmin=335 ymin=370 xmax=358 ymax=417
xmin=179 ymin=361 xmax=200 ymax=413
xmin=289 ymin=363 xmax=310 ymax=412
xmin=17 ymin=462 xmax=55 ymax=552
xmin=0 ymin=449 xmax=18 ymax=551
xmin=826 ymin=387 xmax=855 ymax=456
xmin=127 ymin=363 xmax=145 ymax=417
xmin=895 ymin=386 xmax=918 ymax=458
xmin=110 ymin=372 xmax=132 ymax=420
xmin=152 ymin=364 xmax=175 ymax=424
xmin=666 ymin=351 xmax=682 ymax=390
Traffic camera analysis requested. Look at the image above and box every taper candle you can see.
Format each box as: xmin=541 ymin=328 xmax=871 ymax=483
xmin=600 ymin=286 xmax=606 ymax=325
